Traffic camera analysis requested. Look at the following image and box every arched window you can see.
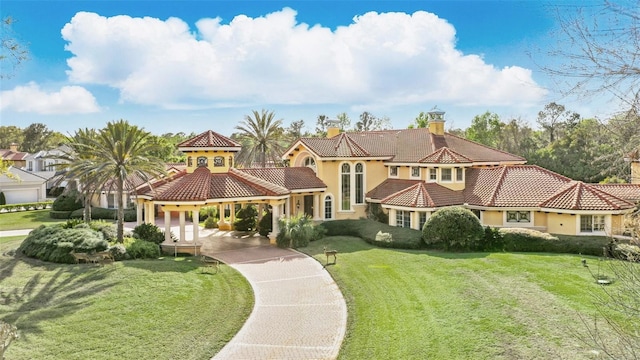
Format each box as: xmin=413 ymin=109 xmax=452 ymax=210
xmin=355 ymin=163 xmax=364 ymax=204
xmin=341 ymin=163 xmax=351 ymax=211
xmin=304 ymin=156 xmax=316 ymax=173
xmin=324 ymin=195 xmax=333 ymax=219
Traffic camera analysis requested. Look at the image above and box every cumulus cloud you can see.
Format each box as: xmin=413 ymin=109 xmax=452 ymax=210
xmin=60 ymin=9 xmax=546 ymax=109
xmin=1 ymin=82 xmax=101 ymax=114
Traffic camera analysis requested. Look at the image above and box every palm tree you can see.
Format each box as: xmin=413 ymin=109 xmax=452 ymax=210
xmin=234 ymin=109 xmax=286 ymax=168
xmin=65 ymin=120 xmax=166 ymax=242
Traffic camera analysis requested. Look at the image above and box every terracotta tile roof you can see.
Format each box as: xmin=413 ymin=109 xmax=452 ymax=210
xmin=366 ymin=179 xmax=422 ymax=201
xmin=153 ymin=166 xmax=213 ymax=201
xmin=540 ymin=182 xmax=635 ymax=211
xmin=0 ymin=149 xmax=29 ymax=161
xmin=465 ymin=165 xmax=571 ymax=207
xmin=136 ymin=170 xmax=188 ymax=195
xmin=381 ymin=182 xmax=464 ymax=208
xmin=178 ymin=130 xmax=241 ymax=148
xmin=289 ymin=128 xmax=524 ymax=163
xmin=238 ymin=167 xmax=327 ymax=190
xmin=166 ymin=163 xmax=186 ymax=171
xmin=419 ymin=147 xmax=472 ymax=164
xmin=590 ymin=184 xmax=640 ymax=202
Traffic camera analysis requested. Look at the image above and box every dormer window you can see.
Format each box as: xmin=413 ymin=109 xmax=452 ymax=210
xmin=197 ymin=156 xmax=208 ymax=167
xmin=213 ymin=156 xmax=225 ymax=167
xmin=304 ymin=156 xmax=316 ymax=173
xmin=441 ymin=168 xmax=452 ymax=182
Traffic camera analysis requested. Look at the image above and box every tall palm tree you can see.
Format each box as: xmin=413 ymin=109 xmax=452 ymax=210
xmin=66 ymin=120 xmax=166 ymax=242
xmin=234 ymin=109 xmax=286 ymax=168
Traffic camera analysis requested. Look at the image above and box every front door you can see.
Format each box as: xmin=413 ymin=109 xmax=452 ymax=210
xmin=304 ymin=195 xmax=313 ymax=218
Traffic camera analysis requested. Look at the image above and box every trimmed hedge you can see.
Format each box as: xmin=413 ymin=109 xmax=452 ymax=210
xmin=500 ymin=228 xmax=614 ymax=256
xmin=0 ymin=200 xmax=53 ymax=212
xmin=320 ymin=219 xmax=423 ymax=249
xmin=52 ymin=191 xmax=83 ymax=211
xmin=18 ymin=224 xmax=109 ymax=264
xmin=50 ymin=210 xmax=73 ymax=219
xmin=70 ymin=207 xmax=136 ymax=221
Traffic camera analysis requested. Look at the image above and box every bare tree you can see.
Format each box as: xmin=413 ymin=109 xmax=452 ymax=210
xmin=542 ymin=1 xmax=640 ymax=106
xmin=0 ymin=16 xmax=29 ymax=78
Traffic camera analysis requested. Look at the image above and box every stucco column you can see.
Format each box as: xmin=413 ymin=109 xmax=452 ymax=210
xmin=257 ymin=203 xmax=264 ymax=221
xmin=100 ymin=192 xmax=107 ymax=208
xmin=269 ymin=203 xmax=281 ymax=244
xmin=192 ymin=209 xmax=199 ymax=242
xmin=164 ymin=210 xmax=172 ymax=242
xmin=388 ymin=209 xmax=396 ymax=226
xmin=136 ymin=201 xmax=143 ymax=225
xmin=179 ymin=211 xmax=186 ymax=242
xmin=148 ymin=203 xmax=155 ymax=226
xmin=230 ymin=204 xmax=236 ymax=225
xmin=313 ymin=194 xmax=320 ymax=220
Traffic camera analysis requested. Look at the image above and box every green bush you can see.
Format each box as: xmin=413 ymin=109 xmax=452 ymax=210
xmin=18 ymin=224 xmax=108 ymax=263
xmin=108 ymin=244 xmax=128 ymax=261
xmin=49 ymin=210 xmax=73 ymax=219
xmin=132 ymin=223 xmax=165 ymax=245
xmin=52 ymin=191 xmax=83 ymax=211
xmin=63 ymin=218 xmax=84 ymax=229
xmin=501 ymin=228 xmax=560 ymax=252
xmin=90 ymin=221 xmax=117 ymax=242
xmin=0 ymin=191 xmax=5 ymax=205
xmin=320 ymin=219 xmax=423 ymax=249
xmin=422 ymin=206 xmax=484 ymax=251
xmin=204 ymin=216 xmax=217 ymax=229
xmin=70 ymin=207 xmax=136 ymax=221
xmin=126 ymin=239 xmax=160 ymax=259
xmin=276 ymin=214 xmax=316 ymax=248
xmin=258 ymin=210 xmax=272 ymax=237
xmin=366 ymin=202 xmax=388 ymax=224
xmin=234 ymin=205 xmax=258 ymax=231
xmin=199 ymin=206 xmax=217 ymax=222
xmin=480 ymin=226 xmax=505 ymax=251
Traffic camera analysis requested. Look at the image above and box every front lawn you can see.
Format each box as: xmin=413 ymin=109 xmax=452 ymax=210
xmin=1 ymin=240 xmax=253 ymax=360
xmin=0 ymin=209 xmax=65 ymax=231
xmin=303 ymin=236 xmax=632 ymax=359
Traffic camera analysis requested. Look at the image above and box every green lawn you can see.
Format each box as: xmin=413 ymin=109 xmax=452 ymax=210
xmin=1 ymin=237 xmax=253 ymax=360
xmin=302 ymin=236 xmax=630 ymax=360
xmin=0 ymin=209 xmax=65 ymax=231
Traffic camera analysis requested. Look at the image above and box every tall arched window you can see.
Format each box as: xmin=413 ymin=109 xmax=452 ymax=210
xmin=355 ymin=163 xmax=364 ymax=204
xmin=341 ymin=163 xmax=351 ymax=211
xmin=324 ymin=195 xmax=333 ymax=219
xmin=304 ymin=156 xmax=316 ymax=173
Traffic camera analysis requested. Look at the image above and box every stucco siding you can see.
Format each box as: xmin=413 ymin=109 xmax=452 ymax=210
xmin=547 ymin=213 xmax=577 ymax=235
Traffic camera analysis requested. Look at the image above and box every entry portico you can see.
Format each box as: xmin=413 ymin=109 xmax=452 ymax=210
xmin=134 ymin=130 xmax=326 ymax=247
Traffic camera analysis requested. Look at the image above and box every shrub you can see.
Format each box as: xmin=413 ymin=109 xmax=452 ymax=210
xmin=63 ymin=218 xmax=84 ymax=229
xmin=0 ymin=192 xmax=5 ymax=205
xmin=611 ymin=243 xmax=640 ymax=262
xmin=319 ymin=219 xmax=423 ymax=249
xmin=52 ymin=191 xmax=83 ymax=211
xmin=276 ymin=214 xmax=316 ymax=248
xmin=49 ymin=210 xmax=72 ymax=219
xmin=18 ymin=224 xmax=108 ymax=263
xmin=258 ymin=210 xmax=272 ymax=237
xmin=204 ymin=216 xmax=217 ymax=229
xmin=70 ymin=207 xmax=136 ymax=221
xmin=132 ymin=223 xmax=165 ymax=245
xmin=422 ymin=206 xmax=484 ymax=251
xmin=108 ymin=244 xmax=128 ymax=261
xmin=501 ymin=228 xmax=560 ymax=252
xmin=199 ymin=206 xmax=217 ymax=222
xmin=234 ymin=205 xmax=258 ymax=231
xmin=126 ymin=239 xmax=160 ymax=259
xmin=90 ymin=221 xmax=117 ymax=242
xmin=480 ymin=226 xmax=505 ymax=251
xmin=366 ymin=202 xmax=388 ymax=224
xmin=375 ymin=231 xmax=393 ymax=243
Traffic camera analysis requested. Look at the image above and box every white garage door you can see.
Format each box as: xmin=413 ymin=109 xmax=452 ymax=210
xmin=4 ymin=189 xmax=38 ymax=204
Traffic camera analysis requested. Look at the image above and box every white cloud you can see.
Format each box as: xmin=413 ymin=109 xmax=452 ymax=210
xmin=1 ymin=82 xmax=101 ymax=114
xmin=60 ymin=9 xmax=546 ymax=109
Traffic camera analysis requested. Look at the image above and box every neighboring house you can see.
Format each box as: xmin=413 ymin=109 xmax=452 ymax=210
xmin=134 ymin=110 xmax=640 ymax=242
xmin=0 ymin=166 xmax=47 ymax=204
xmin=23 ymin=145 xmax=72 ymax=191
xmin=0 ymin=143 xmax=29 ymax=169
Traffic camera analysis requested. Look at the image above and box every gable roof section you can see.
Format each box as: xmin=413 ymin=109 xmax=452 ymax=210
xmin=0 ymin=166 xmax=47 ymax=183
xmin=381 ymin=182 xmax=464 ymax=208
xmin=285 ymin=128 xmax=525 ymax=164
xmin=366 ymin=179 xmax=422 ymax=201
xmin=0 ymin=149 xmax=29 ymax=161
xmin=540 ymin=182 xmax=635 ymax=211
xmin=465 ymin=165 xmax=572 ymax=207
xmin=238 ymin=167 xmax=327 ymax=190
xmin=178 ymin=130 xmax=241 ymax=149
xmin=419 ymin=147 xmax=472 ymax=164
xmin=590 ymin=184 xmax=640 ymax=203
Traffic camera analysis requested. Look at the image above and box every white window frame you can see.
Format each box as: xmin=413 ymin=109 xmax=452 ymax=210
xmin=419 ymin=212 xmax=428 ymax=230
xmin=441 ymin=168 xmax=452 ymax=182
xmin=410 ymin=166 xmax=421 ymax=179
xmin=355 ymin=162 xmax=365 ymax=204
xmin=580 ymin=214 xmax=607 ymax=233
xmin=303 ymin=156 xmax=317 ymax=173
xmin=396 ymin=210 xmax=411 ymax=228
xmin=389 ymin=165 xmax=399 ymax=178
xmin=456 ymin=168 xmax=464 ymax=182
xmin=340 ymin=162 xmax=351 ymax=211
xmin=428 ymin=168 xmax=437 ymax=182
xmin=505 ymin=211 xmax=532 ymax=224
xmin=324 ymin=194 xmax=334 ymax=220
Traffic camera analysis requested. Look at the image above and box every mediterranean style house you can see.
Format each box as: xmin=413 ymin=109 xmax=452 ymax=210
xmin=135 ymin=109 xmax=640 ymax=245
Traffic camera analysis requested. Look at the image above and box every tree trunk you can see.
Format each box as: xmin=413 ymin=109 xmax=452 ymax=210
xmin=116 ymin=178 xmax=124 ymax=243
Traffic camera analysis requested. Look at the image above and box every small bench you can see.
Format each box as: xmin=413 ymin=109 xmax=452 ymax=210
xmin=201 ymin=255 xmax=221 ymax=274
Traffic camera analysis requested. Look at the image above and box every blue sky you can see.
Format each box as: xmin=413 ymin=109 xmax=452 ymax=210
xmin=0 ymin=0 xmax=617 ymax=136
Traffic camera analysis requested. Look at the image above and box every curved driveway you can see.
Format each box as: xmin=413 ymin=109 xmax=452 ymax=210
xmin=202 ymin=232 xmax=347 ymax=360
